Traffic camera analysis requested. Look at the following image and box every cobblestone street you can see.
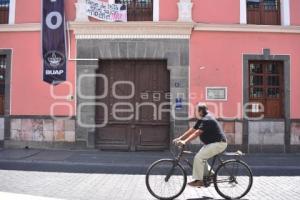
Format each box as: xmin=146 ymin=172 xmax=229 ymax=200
xmin=0 ymin=170 xmax=299 ymax=200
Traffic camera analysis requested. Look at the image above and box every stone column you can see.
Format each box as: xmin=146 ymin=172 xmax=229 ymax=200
xmin=240 ymin=0 xmax=247 ymax=24
xmin=177 ymin=0 xmax=193 ymax=22
xmin=75 ymin=0 xmax=89 ymax=22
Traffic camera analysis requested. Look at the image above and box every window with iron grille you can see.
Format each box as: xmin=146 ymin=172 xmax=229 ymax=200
xmin=115 ymin=0 xmax=153 ymax=21
xmin=0 ymin=0 xmax=9 ymax=24
xmin=247 ymin=0 xmax=281 ymax=25
xmin=0 ymin=55 xmax=6 ymax=115
xmin=248 ymin=61 xmax=284 ymax=118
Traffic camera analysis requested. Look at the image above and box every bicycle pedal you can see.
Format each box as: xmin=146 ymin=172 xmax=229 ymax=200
xmin=183 ymin=150 xmax=193 ymax=154
xmin=203 ymin=182 xmax=211 ymax=187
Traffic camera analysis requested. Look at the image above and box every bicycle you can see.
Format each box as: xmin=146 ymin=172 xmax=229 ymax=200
xmin=146 ymin=144 xmax=253 ymax=200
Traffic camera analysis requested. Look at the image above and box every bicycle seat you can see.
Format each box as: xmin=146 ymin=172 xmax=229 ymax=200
xmin=222 ymin=150 xmax=244 ymax=156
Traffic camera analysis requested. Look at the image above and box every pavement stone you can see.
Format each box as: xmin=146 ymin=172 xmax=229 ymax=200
xmin=0 ymin=148 xmax=300 ymax=199
xmin=0 ymin=149 xmax=300 ymax=175
xmin=0 ymin=148 xmax=300 ymax=175
xmin=0 ymin=170 xmax=299 ymax=200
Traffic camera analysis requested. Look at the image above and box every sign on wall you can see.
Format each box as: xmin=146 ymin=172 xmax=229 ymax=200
xmin=42 ymin=0 xmax=67 ymax=85
xmin=86 ymin=0 xmax=127 ymax=22
xmin=206 ymin=87 xmax=228 ymax=101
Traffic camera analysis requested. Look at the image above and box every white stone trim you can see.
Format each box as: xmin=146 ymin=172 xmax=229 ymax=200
xmin=240 ymin=0 xmax=247 ymax=24
xmin=205 ymin=87 xmax=228 ymax=101
xmin=8 ymin=0 xmax=16 ymax=24
xmin=153 ymin=0 xmax=159 ymax=22
xmin=2 ymin=22 xmax=300 ymax=34
xmin=108 ymin=0 xmax=115 ymax=3
xmin=75 ymin=34 xmax=190 ymax=39
xmin=281 ymin=0 xmax=290 ymax=26
xmin=194 ymin=23 xmax=300 ymax=33
xmin=70 ymin=21 xmax=194 ymax=36
xmin=177 ymin=0 xmax=193 ymax=22
xmin=0 ymin=23 xmax=40 ymax=32
xmin=75 ymin=0 xmax=89 ymax=22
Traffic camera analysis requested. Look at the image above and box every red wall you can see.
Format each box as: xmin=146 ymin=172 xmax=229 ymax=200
xmin=190 ymin=31 xmax=300 ymax=119
xmin=290 ymin=0 xmax=300 ymax=26
xmin=0 ymin=31 xmax=76 ymax=116
xmin=159 ymin=0 xmax=178 ymax=21
xmin=15 ymin=0 xmax=76 ymax=23
xmin=159 ymin=0 xmax=240 ymax=23
xmin=3 ymin=0 xmax=77 ymax=116
xmin=2 ymin=0 xmax=300 ymax=118
xmin=12 ymin=0 xmax=300 ymax=25
xmin=192 ymin=0 xmax=240 ymax=24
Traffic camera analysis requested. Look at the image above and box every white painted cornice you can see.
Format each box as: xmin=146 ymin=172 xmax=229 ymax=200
xmin=69 ymin=21 xmax=194 ymax=39
xmin=0 ymin=23 xmax=40 ymax=32
xmin=1 ymin=22 xmax=300 ymax=36
xmin=194 ymin=23 xmax=300 ymax=34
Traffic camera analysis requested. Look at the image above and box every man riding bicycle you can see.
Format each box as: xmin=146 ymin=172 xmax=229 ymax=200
xmin=173 ymin=103 xmax=227 ymax=187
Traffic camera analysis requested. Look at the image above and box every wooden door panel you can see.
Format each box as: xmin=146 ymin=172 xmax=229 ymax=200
xmin=137 ymin=126 xmax=169 ymax=144
xmin=106 ymin=61 xmax=135 ymax=122
xmin=135 ymin=125 xmax=169 ymax=150
xmin=265 ymin=100 xmax=281 ymax=118
xmin=96 ymin=125 xmax=130 ymax=150
xmin=248 ymin=100 xmax=265 ymax=118
xmin=248 ymin=61 xmax=284 ymax=119
xmin=96 ymin=60 xmax=170 ymax=151
xmin=135 ymin=60 xmax=170 ymax=123
xmin=97 ymin=125 xmax=128 ymax=144
xmin=96 ymin=60 xmax=135 ymax=150
xmin=134 ymin=60 xmax=170 ymax=150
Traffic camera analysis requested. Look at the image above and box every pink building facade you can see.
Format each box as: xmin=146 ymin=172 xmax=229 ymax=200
xmin=0 ymin=0 xmax=300 ymax=152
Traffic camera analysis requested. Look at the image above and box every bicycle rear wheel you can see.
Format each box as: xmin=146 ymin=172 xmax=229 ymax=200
xmin=214 ymin=160 xmax=253 ymax=199
xmin=146 ymin=159 xmax=187 ymax=200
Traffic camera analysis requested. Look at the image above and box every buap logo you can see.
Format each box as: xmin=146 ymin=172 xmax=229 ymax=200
xmin=44 ymin=51 xmax=65 ymax=68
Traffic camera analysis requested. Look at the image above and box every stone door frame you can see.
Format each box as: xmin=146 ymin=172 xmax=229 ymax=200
xmin=243 ymin=48 xmax=291 ymax=152
xmin=76 ymin=39 xmax=190 ymax=148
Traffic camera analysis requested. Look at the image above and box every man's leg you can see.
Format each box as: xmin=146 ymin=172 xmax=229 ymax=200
xmin=203 ymin=161 xmax=212 ymax=177
xmin=192 ymin=142 xmax=227 ymax=182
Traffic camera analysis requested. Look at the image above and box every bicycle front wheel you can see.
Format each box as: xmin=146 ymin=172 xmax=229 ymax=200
xmin=214 ymin=160 xmax=253 ymax=199
xmin=146 ymin=159 xmax=187 ymax=200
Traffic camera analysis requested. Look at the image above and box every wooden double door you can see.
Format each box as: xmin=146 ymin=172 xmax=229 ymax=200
xmin=248 ymin=61 xmax=284 ymax=118
xmin=95 ymin=60 xmax=170 ymax=151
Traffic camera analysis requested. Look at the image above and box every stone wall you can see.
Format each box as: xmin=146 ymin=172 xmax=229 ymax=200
xmin=0 ymin=118 xmax=4 ymax=146
xmin=10 ymin=118 xmax=75 ymax=143
xmin=291 ymin=121 xmax=300 ymax=145
xmin=77 ymin=39 xmax=190 ymax=148
xmin=248 ymin=121 xmax=285 ymax=153
xmin=248 ymin=121 xmax=285 ymax=145
xmin=221 ymin=121 xmax=243 ymax=145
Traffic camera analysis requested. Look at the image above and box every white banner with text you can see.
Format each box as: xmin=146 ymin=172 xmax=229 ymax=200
xmin=86 ymin=0 xmax=127 ymax=22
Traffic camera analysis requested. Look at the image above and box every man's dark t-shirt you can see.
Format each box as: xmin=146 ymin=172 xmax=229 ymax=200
xmin=193 ymin=113 xmax=227 ymax=144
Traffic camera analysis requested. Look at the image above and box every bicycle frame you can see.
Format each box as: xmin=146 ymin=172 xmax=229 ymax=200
xmin=146 ymin=145 xmax=252 ymax=200
xmin=171 ymin=145 xmax=243 ymax=186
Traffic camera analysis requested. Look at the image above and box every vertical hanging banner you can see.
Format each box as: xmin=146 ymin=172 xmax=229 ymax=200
xmin=42 ymin=0 xmax=66 ymax=85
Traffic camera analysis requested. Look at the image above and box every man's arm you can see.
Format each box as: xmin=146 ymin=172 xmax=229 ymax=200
xmin=181 ymin=129 xmax=203 ymax=145
xmin=175 ymin=128 xmax=196 ymax=141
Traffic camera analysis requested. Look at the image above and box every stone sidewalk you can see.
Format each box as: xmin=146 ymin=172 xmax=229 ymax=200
xmin=0 ymin=170 xmax=300 ymax=200
xmin=0 ymin=148 xmax=300 ymax=175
